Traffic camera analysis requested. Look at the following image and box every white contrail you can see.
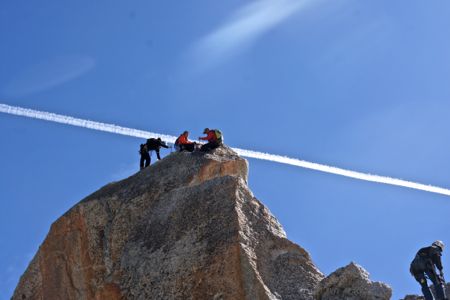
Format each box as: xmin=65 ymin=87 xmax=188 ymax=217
xmin=0 ymin=103 xmax=177 ymax=143
xmin=1 ymin=102 xmax=450 ymax=197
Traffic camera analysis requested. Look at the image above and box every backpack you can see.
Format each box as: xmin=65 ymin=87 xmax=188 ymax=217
xmin=410 ymin=247 xmax=434 ymax=274
xmin=213 ymin=129 xmax=223 ymax=143
xmin=139 ymin=143 xmax=148 ymax=155
xmin=146 ymin=138 xmax=161 ymax=150
xmin=410 ymin=256 xmax=427 ymax=274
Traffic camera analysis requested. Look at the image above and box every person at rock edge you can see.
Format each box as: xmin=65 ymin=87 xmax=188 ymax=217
xmin=140 ymin=138 xmax=169 ymax=170
xmin=410 ymin=240 xmax=447 ymax=300
xmin=175 ymin=131 xmax=196 ymax=152
xmin=147 ymin=137 xmax=169 ymax=159
xmin=199 ymin=128 xmax=222 ymax=152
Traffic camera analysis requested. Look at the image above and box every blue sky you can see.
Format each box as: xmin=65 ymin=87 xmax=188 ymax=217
xmin=1 ymin=0 xmax=450 ymax=298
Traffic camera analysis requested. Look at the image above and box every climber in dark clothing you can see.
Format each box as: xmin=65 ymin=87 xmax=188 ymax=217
xmin=410 ymin=240 xmax=447 ymax=300
xmin=199 ymin=128 xmax=223 ymax=152
xmin=139 ymin=138 xmax=169 ymax=170
xmin=146 ymin=138 xmax=169 ymax=160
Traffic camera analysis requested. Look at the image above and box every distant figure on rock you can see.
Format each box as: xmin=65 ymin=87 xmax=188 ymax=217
xmin=139 ymin=138 xmax=169 ymax=170
xmin=175 ymin=131 xmax=196 ymax=152
xmin=410 ymin=240 xmax=447 ymax=300
xmin=199 ymin=128 xmax=223 ymax=152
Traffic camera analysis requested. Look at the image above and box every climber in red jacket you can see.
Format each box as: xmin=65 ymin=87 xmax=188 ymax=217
xmin=174 ymin=131 xmax=196 ymax=152
xmin=199 ymin=128 xmax=223 ymax=152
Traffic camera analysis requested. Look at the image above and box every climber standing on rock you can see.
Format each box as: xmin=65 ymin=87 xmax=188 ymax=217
xmin=147 ymin=137 xmax=169 ymax=160
xmin=199 ymin=128 xmax=223 ymax=152
xmin=139 ymin=137 xmax=169 ymax=170
xmin=410 ymin=240 xmax=447 ymax=300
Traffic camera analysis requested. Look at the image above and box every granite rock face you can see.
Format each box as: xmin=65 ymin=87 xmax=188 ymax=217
xmin=13 ymin=146 xmax=324 ymax=300
xmin=313 ymin=262 xmax=392 ymax=300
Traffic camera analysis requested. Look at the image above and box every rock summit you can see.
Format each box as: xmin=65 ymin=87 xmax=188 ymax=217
xmin=14 ymin=147 xmax=325 ymax=300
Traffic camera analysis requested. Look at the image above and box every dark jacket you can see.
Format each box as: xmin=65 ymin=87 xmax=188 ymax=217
xmin=146 ymin=138 xmax=169 ymax=151
xmin=411 ymin=245 xmax=443 ymax=274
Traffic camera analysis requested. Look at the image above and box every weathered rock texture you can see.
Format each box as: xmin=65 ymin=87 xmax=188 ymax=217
xmin=14 ymin=146 xmax=324 ymax=300
xmin=401 ymin=296 xmax=425 ymax=300
xmin=314 ymin=262 xmax=392 ymax=300
xmin=402 ymin=282 xmax=450 ymax=300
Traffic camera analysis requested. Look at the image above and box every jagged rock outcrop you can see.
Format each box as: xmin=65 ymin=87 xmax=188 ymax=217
xmin=14 ymin=146 xmax=324 ymax=300
xmin=313 ymin=262 xmax=392 ymax=300
xmin=402 ymin=283 xmax=450 ymax=300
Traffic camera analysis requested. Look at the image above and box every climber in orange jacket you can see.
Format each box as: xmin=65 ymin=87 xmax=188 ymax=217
xmin=174 ymin=131 xmax=196 ymax=152
xmin=199 ymin=128 xmax=223 ymax=152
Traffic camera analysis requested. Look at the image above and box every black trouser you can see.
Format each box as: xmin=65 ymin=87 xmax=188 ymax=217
xmin=200 ymin=141 xmax=221 ymax=152
xmin=154 ymin=149 xmax=161 ymax=160
xmin=179 ymin=143 xmax=195 ymax=152
xmin=147 ymin=147 xmax=162 ymax=160
xmin=413 ymin=269 xmax=447 ymax=300
xmin=140 ymin=152 xmax=150 ymax=169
